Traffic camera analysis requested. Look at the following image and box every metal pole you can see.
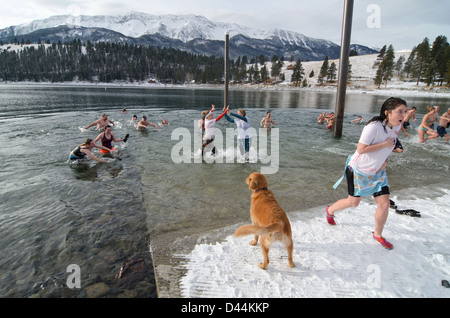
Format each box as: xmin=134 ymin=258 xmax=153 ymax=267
xmin=334 ymin=0 xmax=354 ymax=138
xmin=224 ymin=32 xmax=230 ymax=109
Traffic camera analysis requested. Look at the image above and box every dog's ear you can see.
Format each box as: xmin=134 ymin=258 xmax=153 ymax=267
xmin=257 ymin=173 xmax=268 ymax=188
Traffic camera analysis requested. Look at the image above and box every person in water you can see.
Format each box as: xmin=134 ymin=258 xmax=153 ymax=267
xmin=84 ymin=114 xmax=115 ymax=130
xmin=436 ymin=108 xmax=450 ymax=142
xmin=69 ymin=138 xmax=113 ymax=163
xmin=202 ymin=104 xmax=228 ymax=157
xmin=418 ymin=106 xmax=439 ymax=143
xmin=327 ymin=97 xmax=408 ymax=250
xmin=260 ymin=111 xmax=278 ymax=130
xmin=136 ymin=115 xmax=158 ymax=130
xmin=94 ymin=125 xmax=129 ymax=154
xmin=224 ymin=106 xmax=252 ymax=160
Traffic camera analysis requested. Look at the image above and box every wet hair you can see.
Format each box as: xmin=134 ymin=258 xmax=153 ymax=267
xmin=367 ymin=97 xmax=407 ymax=129
xmin=201 ymin=110 xmax=209 ymax=119
xmin=104 ymin=125 xmax=112 ymax=130
xmin=83 ymin=138 xmax=93 ymax=146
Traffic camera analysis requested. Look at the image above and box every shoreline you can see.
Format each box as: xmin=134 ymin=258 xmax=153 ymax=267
xmin=1 ymin=80 xmax=450 ymax=98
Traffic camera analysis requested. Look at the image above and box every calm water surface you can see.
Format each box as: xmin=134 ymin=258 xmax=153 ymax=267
xmin=0 ymin=84 xmax=449 ymax=297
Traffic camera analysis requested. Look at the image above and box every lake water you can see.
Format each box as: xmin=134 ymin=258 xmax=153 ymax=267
xmin=0 ymin=84 xmax=449 ymax=297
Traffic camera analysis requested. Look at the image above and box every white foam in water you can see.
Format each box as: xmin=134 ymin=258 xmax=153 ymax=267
xmin=179 ymin=188 xmax=450 ymax=298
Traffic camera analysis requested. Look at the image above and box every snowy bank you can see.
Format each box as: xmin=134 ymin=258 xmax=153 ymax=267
xmin=179 ymin=188 xmax=450 ymax=298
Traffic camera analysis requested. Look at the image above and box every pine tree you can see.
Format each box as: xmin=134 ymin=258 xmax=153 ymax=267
xmin=327 ymin=62 xmax=337 ymax=82
xmin=374 ymin=44 xmax=395 ymax=88
xmin=395 ymin=55 xmax=405 ymax=77
xmin=424 ymin=35 xmax=449 ymax=86
xmin=412 ymin=37 xmax=430 ymax=85
xmin=317 ymin=56 xmax=329 ymax=84
xmin=291 ymin=59 xmax=305 ymax=87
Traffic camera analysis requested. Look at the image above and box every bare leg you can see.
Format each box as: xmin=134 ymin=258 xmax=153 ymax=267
xmin=373 ymin=194 xmax=390 ymax=237
xmin=327 ymin=195 xmax=361 ymax=216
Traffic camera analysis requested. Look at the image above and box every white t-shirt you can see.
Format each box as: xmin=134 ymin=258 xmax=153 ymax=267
xmin=233 ymin=116 xmax=252 ymax=139
xmin=349 ymin=121 xmax=400 ymax=176
xmin=204 ymin=113 xmax=216 ymax=140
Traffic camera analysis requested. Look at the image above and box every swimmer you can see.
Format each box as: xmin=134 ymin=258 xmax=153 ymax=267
xmin=351 ymin=115 xmax=363 ymax=124
xmin=84 ymin=114 xmax=115 ymax=130
xmin=418 ymin=106 xmax=439 ymax=143
xmin=260 ymin=111 xmax=278 ymax=130
xmin=317 ymin=112 xmax=326 ymax=124
xmin=136 ymin=116 xmax=158 ymax=130
xmin=436 ymin=108 xmax=450 ymax=142
xmin=160 ymin=118 xmax=169 ymax=126
xmin=400 ymin=107 xmax=416 ymax=137
xmin=69 ymin=138 xmax=113 ymax=164
xmin=94 ymin=125 xmax=128 ymax=154
xmin=325 ymin=112 xmax=335 ymax=129
xmin=429 ymin=105 xmax=440 ymax=129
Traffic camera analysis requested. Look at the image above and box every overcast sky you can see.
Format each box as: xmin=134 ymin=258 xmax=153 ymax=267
xmin=1 ymin=0 xmax=448 ymax=50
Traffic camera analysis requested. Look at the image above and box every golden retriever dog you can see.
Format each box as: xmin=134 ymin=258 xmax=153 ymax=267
xmin=234 ymin=172 xmax=295 ymax=270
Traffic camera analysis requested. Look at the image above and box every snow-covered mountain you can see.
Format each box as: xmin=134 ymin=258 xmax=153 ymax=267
xmin=0 ymin=12 xmax=377 ymax=60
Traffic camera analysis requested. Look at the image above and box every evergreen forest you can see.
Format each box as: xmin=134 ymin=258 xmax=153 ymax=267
xmin=0 ymin=39 xmax=225 ymax=84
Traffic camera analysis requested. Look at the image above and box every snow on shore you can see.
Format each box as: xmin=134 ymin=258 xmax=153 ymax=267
xmin=179 ymin=188 xmax=450 ymax=298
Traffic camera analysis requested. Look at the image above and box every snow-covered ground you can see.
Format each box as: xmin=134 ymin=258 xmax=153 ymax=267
xmin=179 ymin=188 xmax=450 ymax=298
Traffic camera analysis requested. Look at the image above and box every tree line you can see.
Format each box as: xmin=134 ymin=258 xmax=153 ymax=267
xmin=0 ymin=39 xmax=226 ymax=84
xmin=0 ymin=39 xmax=288 ymax=84
xmin=374 ymin=35 xmax=449 ymax=88
xmin=1 ymin=35 xmax=448 ymax=87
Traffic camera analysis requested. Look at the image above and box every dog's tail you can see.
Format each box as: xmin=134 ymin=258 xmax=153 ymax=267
xmin=234 ymin=222 xmax=283 ymax=237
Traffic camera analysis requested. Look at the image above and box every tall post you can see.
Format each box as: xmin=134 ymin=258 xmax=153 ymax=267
xmin=224 ymin=32 xmax=230 ymax=109
xmin=334 ymin=0 xmax=354 ymax=138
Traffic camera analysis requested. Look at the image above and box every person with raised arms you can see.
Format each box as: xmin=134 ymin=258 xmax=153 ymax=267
xmin=201 ymin=104 xmax=228 ymax=157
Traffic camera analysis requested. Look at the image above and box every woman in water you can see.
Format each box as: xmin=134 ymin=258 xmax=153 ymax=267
xmin=69 ymin=138 xmax=113 ymax=164
xmin=94 ymin=125 xmax=128 ymax=154
xmin=326 ymin=97 xmax=408 ymax=250
xmin=202 ymin=104 xmax=228 ymax=157
xmin=418 ymin=106 xmax=439 ymax=143
xmin=224 ymin=106 xmax=252 ymax=160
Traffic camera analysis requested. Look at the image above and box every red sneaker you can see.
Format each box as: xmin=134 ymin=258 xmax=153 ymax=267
xmin=373 ymin=233 xmax=393 ymax=249
xmin=326 ymin=206 xmax=336 ymax=225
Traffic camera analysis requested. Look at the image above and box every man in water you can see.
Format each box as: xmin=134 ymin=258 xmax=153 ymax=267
xmin=136 ymin=115 xmax=158 ymax=130
xmin=260 ymin=111 xmax=278 ymax=130
xmin=84 ymin=114 xmax=114 ymax=130
xmin=400 ymin=106 xmax=416 ymax=137
xmin=436 ymin=108 xmax=450 ymax=142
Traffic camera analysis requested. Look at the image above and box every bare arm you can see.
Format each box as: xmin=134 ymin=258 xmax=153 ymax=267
xmin=82 ymin=149 xmax=112 ymax=163
xmin=84 ymin=119 xmax=99 ymax=130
